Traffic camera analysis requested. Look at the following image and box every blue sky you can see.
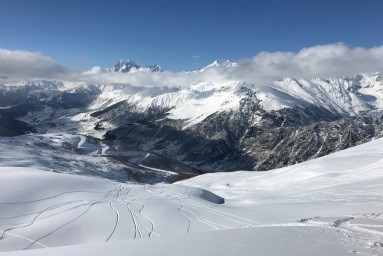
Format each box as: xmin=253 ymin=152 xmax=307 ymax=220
xmin=1 ymin=0 xmax=383 ymax=72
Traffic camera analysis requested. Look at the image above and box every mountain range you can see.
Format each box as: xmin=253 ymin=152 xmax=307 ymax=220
xmin=1 ymin=60 xmax=383 ymax=174
xmin=1 ymin=60 xmax=383 ymax=255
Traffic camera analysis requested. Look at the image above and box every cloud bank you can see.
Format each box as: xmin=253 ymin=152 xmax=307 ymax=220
xmin=78 ymin=43 xmax=383 ymax=87
xmin=0 ymin=49 xmax=66 ymax=80
xmin=234 ymin=43 xmax=383 ymax=83
xmin=1 ymin=44 xmax=383 ymax=86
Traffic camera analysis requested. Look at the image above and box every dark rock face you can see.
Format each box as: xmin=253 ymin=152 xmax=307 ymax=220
xmin=99 ymin=84 xmax=382 ymax=172
xmin=105 ymin=122 xmax=252 ymax=171
xmin=104 ymin=100 xmax=383 ymax=172
xmin=0 ymin=115 xmax=35 ymax=136
xmin=242 ymin=116 xmax=382 ymax=171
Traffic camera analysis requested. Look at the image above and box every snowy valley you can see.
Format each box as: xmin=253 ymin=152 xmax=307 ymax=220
xmin=1 ymin=67 xmax=383 ymax=173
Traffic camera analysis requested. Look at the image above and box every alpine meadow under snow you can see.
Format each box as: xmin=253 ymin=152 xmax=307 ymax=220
xmin=0 ymin=43 xmax=382 ymax=255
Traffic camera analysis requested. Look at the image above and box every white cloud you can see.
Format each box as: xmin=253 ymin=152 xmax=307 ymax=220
xmin=2 ymin=44 xmax=383 ymax=86
xmin=0 ymin=49 xmax=66 ymax=80
xmin=77 ymin=43 xmax=383 ymax=87
xmin=232 ymin=43 xmax=383 ymax=82
xmin=81 ymin=66 xmax=104 ymax=75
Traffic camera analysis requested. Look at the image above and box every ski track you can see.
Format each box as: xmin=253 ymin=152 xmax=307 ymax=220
xmin=162 ymin=187 xmax=259 ymax=226
xmin=305 ymin=217 xmax=383 ymax=236
xmin=0 ymin=200 xmax=85 ymax=221
xmin=158 ymin=187 xmax=257 ymax=228
xmin=0 ymin=191 xmax=103 ymax=205
xmin=2 ymin=182 xmax=381 ymax=252
xmin=144 ymin=186 xmax=192 ymax=234
xmin=125 ymin=201 xmax=142 ymax=239
xmin=105 ymin=201 xmax=119 ymax=242
xmin=120 ymin=186 xmax=159 ymax=238
xmin=23 ymin=201 xmax=106 ymax=250
xmin=0 ymin=201 xmax=95 ymax=248
xmin=119 ymin=186 xmax=159 ymax=237
xmin=127 ymin=189 xmax=159 ymax=237
xmin=129 ymin=205 xmax=151 ymax=237
xmin=2 ymin=200 xmax=89 ymax=226
xmin=108 ymin=187 xmax=142 ymax=239
xmin=1 ymin=185 xmax=126 ymax=249
xmin=163 ymin=193 xmax=221 ymax=230
xmin=166 ymin=193 xmax=233 ymax=229
xmin=136 ymin=202 xmax=159 ymax=237
xmin=0 ymin=201 xmax=89 ymax=240
xmin=0 ymin=230 xmax=48 ymax=249
xmin=119 ymin=188 xmax=143 ymax=238
xmin=144 ymin=186 xmax=234 ymax=233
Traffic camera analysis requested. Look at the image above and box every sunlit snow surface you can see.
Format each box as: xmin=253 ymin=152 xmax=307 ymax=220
xmin=0 ymin=137 xmax=382 ymax=255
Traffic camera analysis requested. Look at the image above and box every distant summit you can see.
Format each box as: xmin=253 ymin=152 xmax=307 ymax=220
xmin=111 ymin=60 xmax=162 ymax=73
xmin=145 ymin=64 xmax=162 ymax=72
xmin=199 ymin=59 xmax=238 ymax=71
xmin=111 ymin=59 xmax=139 ymax=72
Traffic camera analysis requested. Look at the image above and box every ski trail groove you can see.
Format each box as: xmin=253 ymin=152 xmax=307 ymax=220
xmin=137 ymin=203 xmax=158 ymax=237
xmin=165 ymin=193 xmax=221 ymax=230
xmin=0 ymin=230 xmax=48 ymax=249
xmin=151 ymin=187 xmax=233 ymax=229
xmin=163 ymin=191 xmax=231 ymax=229
xmin=126 ymin=186 xmax=159 ymax=237
xmin=118 ymin=186 xmax=154 ymax=238
xmin=105 ymin=201 xmax=119 ymax=242
xmin=162 ymin=187 xmax=259 ymax=225
xmin=0 ymin=201 xmax=90 ymax=240
xmin=0 ymin=200 xmax=85 ymax=220
xmin=3 ymin=200 xmax=90 ymax=227
xmin=23 ymin=201 xmax=106 ymax=250
xmin=118 ymin=198 xmax=141 ymax=239
xmin=144 ymin=186 xmax=192 ymax=234
xmin=0 ymin=191 xmax=103 ymax=205
xmin=129 ymin=196 xmax=159 ymax=237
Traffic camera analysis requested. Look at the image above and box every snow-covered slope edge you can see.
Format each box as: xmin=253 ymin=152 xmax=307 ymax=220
xmin=0 ymin=138 xmax=382 ymax=255
xmin=179 ymin=137 xmax=383 ymax=201
xmin=0 ymin=227 xmax=363 ymax=256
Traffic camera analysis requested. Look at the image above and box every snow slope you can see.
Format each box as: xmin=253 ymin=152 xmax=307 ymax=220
xmin=0 ymin=136 xmax=382 ymax=255
xmin=78 ymin=81 xmax=244 ymax=129
xmin=1 ymin=226 xmax=362 ymax=256
xmin=179 ymin=136 xmax=383 ymax=202
xmin=86 ymin=72 xmax=383 ymax=122
xmin=0 ymin=167 xmax=256 ymax=251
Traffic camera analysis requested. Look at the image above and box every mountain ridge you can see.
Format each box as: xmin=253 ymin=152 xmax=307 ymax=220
xmin=1 ymin=72 xmax=383 ymax=172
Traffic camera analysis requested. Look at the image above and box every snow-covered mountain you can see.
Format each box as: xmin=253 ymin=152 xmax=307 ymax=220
xmin=111 ymin=60 xmax=162 ymax=73
xmin=198 ymin=59 xmax=238 ymax=71
xmin=1 ymin=60 xmax=383 ymax=255
xmin=1 ymin=70 xmax=383 ymax=172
